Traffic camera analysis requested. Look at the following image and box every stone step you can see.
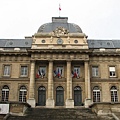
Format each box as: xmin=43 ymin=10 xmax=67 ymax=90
xmin=6 ymin=108 xmax=115 ymax=120
xmin=0 ymin=115 xmax=5 ymax=120
xmin=113 ymin=112 xmax=120 ymax=119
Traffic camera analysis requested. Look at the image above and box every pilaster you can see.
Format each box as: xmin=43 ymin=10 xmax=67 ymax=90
xmin=66 ymin=60 xmax=74 ymax=108
xmin=27 ymin=60 xmax=36 ymax=107
xmin=46 ymin=60 xmax=55 ymax=108
xmin=84 ymin=61 xmax=92 ymax=108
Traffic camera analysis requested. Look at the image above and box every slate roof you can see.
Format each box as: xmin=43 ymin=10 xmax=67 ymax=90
xmin=0 ymin=39 xmax=120 ymax=49
xmin=37 ymin=17 xmax=83 ymax=33
xmin=88 ymin=39 xmax=120 ymax=49
xmin=0 ymin=39 xmax=32 ymax=48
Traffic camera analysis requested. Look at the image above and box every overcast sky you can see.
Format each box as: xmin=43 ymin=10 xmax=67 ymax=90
xmin=0 ymin=0 xmax=120 ymax=39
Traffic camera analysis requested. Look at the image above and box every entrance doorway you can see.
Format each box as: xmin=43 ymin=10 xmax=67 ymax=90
xmin=56 ymin=86 xmax=64 ymax=106
xmin=38 ymin=86 xmax=46 ymax=106
xmin=74 ymin=86 xmax=82 ymax=106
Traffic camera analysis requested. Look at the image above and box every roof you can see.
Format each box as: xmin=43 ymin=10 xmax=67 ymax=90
xmin=88 ymin=39 xmax=120 ymax=48
xmin=0 ymin=39 xmax=120 ymax=49
xmin=37 ymin=17 xmax=83 ymax=33
xmin=0 ymin=39 xmax=32 ymax=48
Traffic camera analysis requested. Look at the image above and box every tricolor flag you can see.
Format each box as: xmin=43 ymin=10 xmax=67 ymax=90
xmin=72 ymin=68 xmax=80 ymax=78
xmin=59 ymin=4 xmax=61 ymax=11
xmin=54 ymin=68 xmax=62 ymax=78
xmin=36 ymin=70 xmax=40 ymax=78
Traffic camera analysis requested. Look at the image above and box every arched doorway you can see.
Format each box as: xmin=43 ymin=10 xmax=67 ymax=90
xmin=56 ymin=86 xmax=64 ymax=106
xmin=74 ymin=86 xmax=82 ymax=106
xmin=38 ymin=86 xmax=46 ymax=106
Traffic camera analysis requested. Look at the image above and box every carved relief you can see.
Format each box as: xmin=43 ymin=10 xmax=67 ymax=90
xmin=67 ymin=36 xmax=70 ymax=43
xmin=53 ymin=27 xmax=69 ymax=37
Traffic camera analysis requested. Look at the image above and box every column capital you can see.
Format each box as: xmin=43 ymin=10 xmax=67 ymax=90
xmin=30 ymin=60 xmax=36 ymax=63
xmin=66 ymin=60 xmax=72 ymax=62
xmin=48 ymin=60 xmax=53 ymax=62
xmin=84 ymin=60 xmax=89 ymax=62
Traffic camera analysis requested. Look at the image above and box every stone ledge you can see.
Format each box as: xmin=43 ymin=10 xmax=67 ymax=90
xmin=0 ymin=101 xmax=31 ymax=116
xmin=90 ymin=102 xmax=120 ymax=114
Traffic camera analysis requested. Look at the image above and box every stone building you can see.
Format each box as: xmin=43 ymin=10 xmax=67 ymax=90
xmin=0 ymin=17 xmax=120 ymax=108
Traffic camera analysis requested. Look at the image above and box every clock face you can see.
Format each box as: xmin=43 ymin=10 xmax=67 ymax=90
xmin=57 ymin=38 xmax=63 ymax=44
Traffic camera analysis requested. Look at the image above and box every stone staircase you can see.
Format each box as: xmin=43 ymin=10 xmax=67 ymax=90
xmin=113 ymin=112 xmax=120 ymax=120
xmin=4 ymin=108 xmax=115 ymax=120
xmin=0 ymin=115 xmax=5 ymax=120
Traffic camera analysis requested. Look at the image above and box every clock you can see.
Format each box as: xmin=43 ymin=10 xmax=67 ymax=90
xmin=57 ymin=38 xmax=63 ymax=44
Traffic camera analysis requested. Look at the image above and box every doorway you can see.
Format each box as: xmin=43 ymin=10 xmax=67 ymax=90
xmin=74 ymin=86 xmax=82 ymax=106
xmin=38 ymin=86 xmax=46 ymax=106
xmin=56 ymin=86 xmax=64 ymax=106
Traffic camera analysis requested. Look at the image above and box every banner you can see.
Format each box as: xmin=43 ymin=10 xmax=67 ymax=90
xmin=0 ymin=104 xmax=9 ymax=114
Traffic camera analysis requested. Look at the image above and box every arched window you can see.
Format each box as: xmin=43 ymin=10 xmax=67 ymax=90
xmin=2 ymin=85 xmax=9 ymax=101
xmin=93 ymin=86 xmax=100 ymax=102
xmin=19 ymin=86 xmax=27 ymax=102
xmin=110 ymin=86 xmax=118 ymax=102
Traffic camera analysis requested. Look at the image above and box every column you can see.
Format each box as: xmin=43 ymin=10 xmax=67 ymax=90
xmin=27 ymin=60 xmax=36 ymax=107
xmin=66 ymin=61 xmax=74 ymax=108
xmin=46 ymin=60 xmax=54 ymax=108
xmin=84 ymin=61 xmax=91 ymax=108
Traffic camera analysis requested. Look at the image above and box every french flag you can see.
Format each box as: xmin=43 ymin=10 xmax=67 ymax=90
xmin=36 ymin=70 xmax=40 ymax=78
xmin=59 ymin=4 xmax=61 ymax=11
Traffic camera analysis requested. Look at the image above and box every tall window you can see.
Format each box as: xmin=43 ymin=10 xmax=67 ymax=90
xmin=109 ymin=66 xmax=116 ymax=77
xmin=72 ymin=66 xmax=80 ymax=78
xmin=92 ymin=66 xmax=99 ymax=77
xmin=2 ymin=85 xmax=9 ymax=101
xmin=19 ymin=86 xmax=27 ymax=102
xmin=111 ymin=86 xmax=118 ymax=102
xmin=54 ymin=66 xmax=63 ymax=78
xmin=21 ymin=66 xmax=28 ymax=76
xmin=93 ymin=86 xmax=100 ymax=102
xmin=3 ymin=65 xmax=10 ymax=76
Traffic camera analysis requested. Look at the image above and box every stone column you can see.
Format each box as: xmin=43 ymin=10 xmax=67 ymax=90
xmin=46 ymin=60 xmax=54 ymax=108
xmin=27 ymin=60 xmax=36 ymax=107
xmin=84 ymin=61 xmax=91 ymax=108
xmin=66 ymin=61 xmax=74 ymax=108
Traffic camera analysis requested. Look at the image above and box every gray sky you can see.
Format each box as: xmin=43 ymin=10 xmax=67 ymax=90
xmin=0 ymin=0 xmax=120 ymax=39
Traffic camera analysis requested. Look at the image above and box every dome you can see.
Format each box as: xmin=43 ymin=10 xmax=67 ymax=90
xmin=37 ymin=17 xmax=83 ymax=33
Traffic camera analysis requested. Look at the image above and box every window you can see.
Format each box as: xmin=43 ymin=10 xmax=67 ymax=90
xmin=3 ymin=65 xmax=10 ymax=76
xmin=54 ymin=66 xmax=63 ymax=78
xmin=2 ymin=85 xmax=9 ymax=101
xmin=41 ymin=39 xmax=46 ymax=43
xmin=72 ymin=66 xmax=80 ymax=78
xmin=36 ymin=66 xmax=46 ymax=78
xmin=93 ymin=86 xmax=100 ymax=102
xmin=19 ymin=86 xmax=27 ymax=102
xmin=110 ymin=86 xmax=118 ymax=102
xmin=74 ymin=40 xmax=78 ymax=43
xmin=21 ymin=66 xmax=28 ymax=76
xmin=109 ymin=66 xmax=116 ymax=77
xmin=92 ymin=66 xmax=99 ymax=77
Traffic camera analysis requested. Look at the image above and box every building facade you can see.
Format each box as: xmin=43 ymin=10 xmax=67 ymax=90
xmin=0 ymin=17 xmax=120 ymax=108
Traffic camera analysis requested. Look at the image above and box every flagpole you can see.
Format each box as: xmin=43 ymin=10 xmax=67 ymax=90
xmin=59 ymin=4 xmax=61 ymax=17
xmin=59 ymin=9 xmax=60 ymax=17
